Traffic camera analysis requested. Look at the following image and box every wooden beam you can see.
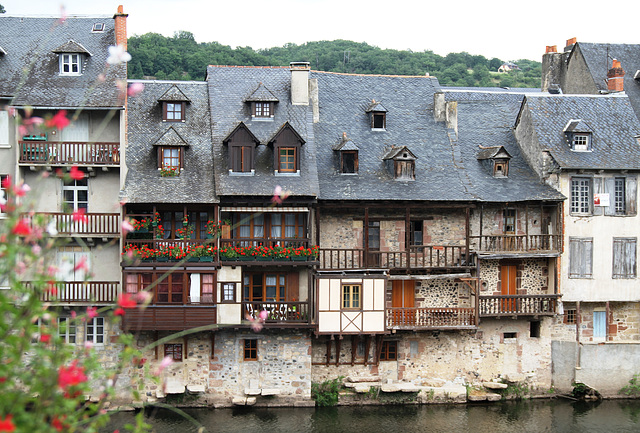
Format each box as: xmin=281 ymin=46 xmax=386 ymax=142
xmin=325 ymin=339 xmax=331 ymax=366
xmin=576 ymin=301 xmax=581 ymax=343
xmin=364 ymin=335 xmax=371 ymax=366
xmin=375 ymin=335 xmax=384 ymax=366
xmin=210 ymin=332 xmax=215 ymax=360
xmin=335 ymin=337 xmax=342 ymax=366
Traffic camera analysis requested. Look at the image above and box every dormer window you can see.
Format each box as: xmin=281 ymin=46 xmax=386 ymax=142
xmin=564 ymin=119 xmax=593 ymax=152
xmin=383 ymin=146 xmax=416 ymax=181
xmin=494 ymin=160 xmax=509 ymax=177
xmin=245 ymin=83 xmax=278 ymax=121
xmin=163 ymin=102 xmax=185 ymax=122
xmin=223 ymin=123 xmax=259 ymax=175
xmin=366 ymin=100 xmax=388 ymax=131
xmin=60 ymin=54 xmax=82 ymax=75
xmin=333 ymin=132 xmax=359 ymax=175
xmin=477 ymin=146 xmax=512 ymax=178
xmin=152 ymin=127 xmax=189 ymax=176
xmin=269 ymin=122 xmax=305 ymax=176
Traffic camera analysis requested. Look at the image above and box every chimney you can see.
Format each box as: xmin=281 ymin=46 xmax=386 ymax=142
xmin=113 ymin=5 xmax=128 ymax=49
xmin=607 ymin=59 xmax=625 ymax=92
xmin=290 ymin=62 xmax=310 ymax=106
xmin=545 ymin=45 xmax=557 ymax=53
xmin=565 ymin=37 xmax=577 ymax=50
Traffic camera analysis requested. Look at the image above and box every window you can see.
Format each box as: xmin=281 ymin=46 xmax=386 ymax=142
xmin=163 ymin=102 xmax=184 ymax=122
xmin=232 ymin=212 xmax=305 ymax=247
xmin=0 ymin=175 xmax=8 ymax=216
xmin=342 ymin=284 xmax=361 ymax=309
xmin=253 ymin=102 xmax=273 ymax=118
xmin=244 ymin=339 xmax=257 ymax=361
xmin=503 ymin=209 xmax=516 ymax=234
xmin=341 ymin=151 xmax=358 ymax=174
xmin=230 ymin=145 xmax=254 ymax=173
xmin=570 ymin=177 xmax=591 ymax=215
xmin=164 ymin=343 xmax=183 ymax=362
xmin=279 ymin=147 xmax=297 ymax=172
xmin=569 ymin=237 xmax=593 ymax=278
xmin=58 ymin=317 xmax=76 ymax=344
xmin=494 ymin=160 xmax=509 ymax=177
xmin=92 ymin=23 xmax=105 ymax=32
xmin=157 ymin=210 xmax=209 ymax=240
xmin=379 ymin=341 xmax=397 ymax=361
xmin=410 ymin=221 xmax=423 ymax=246
xmin=62 ymin=178 xmax=88 ymax=211
xmin=200 ymin=274 xmax=215 ymax=304
xmin=56 ymin=247 xmax=90 ymax=282
xmin=371 ymin=112 xmax=386 ymax=129
xmin=530 ymin=320 xmax=541 ymax=338
xmin=157 ymin=273 xmax=184 ymax=303
xmin=60 ymin=54 xmax=81 ymax=75
xmin=564 ymin=308 xmax=576 ymax=324
xmin=615 ymin=178 xmax=626 ymax=215
xmin=160 ymin=146 xmax=183 ymax=173
xmin=125 ymin=273 xmax=152 ymax=294
xmin=222 ymin=283 xmax=236 ymax=302
xmin=394 ymin=158 xmax=415 ymax=180
xmin=571 ymin=134 xmax=591 ymax=151
xmin=85 ymin=317 xmax=104 ymax=345
xmin=593 ymin=311 xmax=606 ymax=340
xmin=244 ymin=273 xmax=286 ymax=302
xmin=613 ymin=237 xmax=637 ymax=279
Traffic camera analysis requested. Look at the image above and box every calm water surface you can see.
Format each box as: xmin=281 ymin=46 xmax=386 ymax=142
xmin=104 ymin=400 xmax=640 ymax=433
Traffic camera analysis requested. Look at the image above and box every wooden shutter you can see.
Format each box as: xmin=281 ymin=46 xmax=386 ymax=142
xmin=286 ymin=271 xmax=299 ymax=301
xmin=603 ymin=177 xmax=616 ymax=216
xmin=613 ymin=238 xmax=636 ymax=278
xmin=593 ymin=177 xmax=603 ymax=216
xmin=627 ymin=177 xmax=637 ymax=216
xmin=569 ymin=238 xmax=593 ymax=278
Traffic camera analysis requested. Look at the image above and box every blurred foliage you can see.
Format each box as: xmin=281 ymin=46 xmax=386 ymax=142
xmin=128 ymin=32 xmax=542 ymax=88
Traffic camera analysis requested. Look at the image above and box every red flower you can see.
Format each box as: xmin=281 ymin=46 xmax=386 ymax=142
xmin=69 ymin=165 xmax=84 ymax=181
xmin=46 ymin=110 xmax=70 ymax=130
xmin=0 ymin=415 xmax=15 ymax=432
xmin=40 ymin=333 xmax=51 ymax=344
xmin=72 ymin=208 xmax=88 ymax=224
xmin=58 ymin=361 xmax=87 ymax=390
xmin=114 ymin=308 xmax=125 ymax=316
xmin=117 ymin=293 xmax=137 ymax=309
xmin=1 ymin=176 xmax=10 ymax=190
xmin=51 ymin=416 xmax=66 ymax=432
xmin=12 ymin=219 xmax=32 ymax=236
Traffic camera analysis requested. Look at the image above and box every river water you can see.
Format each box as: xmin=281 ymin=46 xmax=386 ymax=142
xmin=103 ymin=399 xmax=640 ymax=433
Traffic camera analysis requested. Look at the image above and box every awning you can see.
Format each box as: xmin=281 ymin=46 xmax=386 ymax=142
xmin=220 ymin=207 xmax=309 ymax=213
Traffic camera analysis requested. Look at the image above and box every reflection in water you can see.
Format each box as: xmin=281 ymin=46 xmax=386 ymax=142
xmin=103 ymin=400 xmax=640 ymax=433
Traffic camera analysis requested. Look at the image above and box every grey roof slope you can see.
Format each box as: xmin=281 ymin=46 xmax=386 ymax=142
xmin=313 ymin=73 xmax=561 ymax=202
xmin=0 ymin=15 xmax=126 ymax=107
xmin=123 ymin=80 xmax=216 ymax=204
xmin=522 ymin=94 xmax=640 ymax=170
xmin=207 ymin=66 xmax=319 ymax=198
xmin=451 ymin=91 xmax=564 ymax=202
xmin=575 ymin=42 xmax=640 ymax=120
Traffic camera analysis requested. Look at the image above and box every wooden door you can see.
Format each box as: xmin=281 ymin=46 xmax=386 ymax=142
xmin=503 ymin=209 xmax=516 ymax=250
xmin=392 ymin=280 xmax=415 ymax=325
xmin=366 ymin=221 xmax=380 ymax=267
xmin=500 ymin=265 xmax=517 ymax=313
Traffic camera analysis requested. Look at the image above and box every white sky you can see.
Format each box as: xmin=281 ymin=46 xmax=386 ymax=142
xmin=3 ymin=0 xmax=639 ymax=62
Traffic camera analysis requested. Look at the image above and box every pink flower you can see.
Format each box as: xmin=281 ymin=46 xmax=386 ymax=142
xmin=246 ymin=310 xmax=268 ymax=332
xmin=113 ymin=308 xmax=125 ymax=316
xmin=84 ymin=341 xmax=94 ymax=350
xmin=58 ymin=360 xmax=87 ymax=389
xmin=1 ymin=176 xmax=10 ymax=190
xmin=128 ymin=82 xmax=144 ymax=97
xmin=69 ymin=166 xmax=84 ymax=181
xmin=72 ymin=208 xmax=88 ymax=224
xmin=12 ymin=219 xmax=32 ymax=236
xmin=271 ymin=185 xmax=290 ymax=205
xmin=153 ymin=356 xmax=173 ymax=376
xmin=87 ymin=306 xmax=97 ymax=319
xmin=121 ymin=219 xmax=134 ymax=234
xmin=73 ymin=255 xmax=89 ymax=273
xmin=117 ymin=293 xmax=137 ymax=309
xmin=45 ymin=110 xmax=70 ymax=130
xmin=14 ymin=183 xmax=30 ymax=197
xmin=71 ymin=311 xmax=77 ymax=319
xmin=259 ymin=310 xmax=268 ymax=320
xmin=107 ymin=45 xmax=132 ymax=65
xmin=40 ymin=333 xmax=51 ymax=344
xmin=136 ymin=291 xmax=152 ymax=304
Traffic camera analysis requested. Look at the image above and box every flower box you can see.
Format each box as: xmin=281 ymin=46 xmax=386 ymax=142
xmin=290 ymin=256 xmax=307 ymax=261
xmin=200 ymin=256 xmax=214 ymax=262
xmin=187 ymin=257 xmax=200 ymax=262
xmin=256 ymin=256 xmax=271 ymax=261
xmin=156 ymin=257 xmax=168 ymax=262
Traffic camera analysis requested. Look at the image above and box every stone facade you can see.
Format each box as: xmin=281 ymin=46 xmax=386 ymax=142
xmin=413 ymin=279 xmax=470 ymax=308
xmin=552 ymin=301 xmax=640 ymax=343
xmin=479 ymin=258 xmax=550 ymax=296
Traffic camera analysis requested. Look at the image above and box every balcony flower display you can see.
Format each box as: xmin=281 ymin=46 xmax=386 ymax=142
xmin=131 ymin=217 xmax=151 ymax=232
xmin=176 ymin=224 xmax=194 ymax=240
xmin=160 ymin=165 xmax=179 ymax=177
xmin=205 ymin=219 xmax=229 ymax=238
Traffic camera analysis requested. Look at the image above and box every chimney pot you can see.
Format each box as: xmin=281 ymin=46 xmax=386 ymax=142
xmin=545 ymin=45 xmax=557 ymax=54
xmin=607 ymin=59 xmax=625 ymax=92
xmin=566 ymin=37 xmax=577 ymax=47
xmin=113 ymin=5 xmax=129 ymax=49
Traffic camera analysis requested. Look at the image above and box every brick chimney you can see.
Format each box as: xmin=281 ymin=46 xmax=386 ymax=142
xmin=566 ymin=37 xmax=577 ymax=49
xmin=290 ymin=62 xmax=310 ymax=106
xmin=113 ymin=5 xmax=128 ymax=49
xmin=545 ymin=45 xmax=557 ymax=53
xmin=607 ymin=59 xmax=625 ymax=92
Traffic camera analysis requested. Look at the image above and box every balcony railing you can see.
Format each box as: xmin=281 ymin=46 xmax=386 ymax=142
xmin=220 ymin=238 xmax=310 ymax=249
xmin=31 ymin=281 xmax=119 ymax=304
xmin=319 ymin=245 xmax=471 ymax=271
xmin=30 ymin=212 xmax=120 ymax=236
xmin=479 ymin=294 xmax=560 ymax=317
xmin=19 ymin=141 xmax=120 ymax=165
xmin=122 ymin=305 xmax=216 ymax=331
xmin=387 ymin=307 xmax=476 ymax=329
xmin=243 ymin=301 xmax=310 ymax=324
xmin=470 ymin=234 xmax=560 ymax=253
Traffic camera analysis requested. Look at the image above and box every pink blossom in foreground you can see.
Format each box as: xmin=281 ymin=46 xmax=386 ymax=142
xmin=127 ymin=82 xmax=144 ymax=97
xmin=45 ymin=110 xmax=70 ymax=130
xmin=107 ymin=45 xmax=132 ymax=65
xmin=69 ymin=165 xmax=84 ymax=181
xmin=58 ymin=361 xmax=87 ymax=389
xmin=121 ymin=219 xmax=134 ymax=234
xmin=271 ymin=185 xmax=290 ymax=205
xmin=153 ymin=356 xmax=174 ymax=376
xmin=117 ymin=293 xmax=137 ymax=309
xmin=73 ymin=256 xmax=89 ymax=273
xmin=72 ymin=208 xmax=88 ymax=224
xmin=246 ymin=310 xmax=268 ymax=332
xmin=113 ymin=308 xmax=125 ymax=316
xmin=87 ymin=306 xmax=97 ymax=319
xmin=12 ymin=219 xmax=32 ymax=236
xmin=136 ymin=291 xmax=152 ymax=304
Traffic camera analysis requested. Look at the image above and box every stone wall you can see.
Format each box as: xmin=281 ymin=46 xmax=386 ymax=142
xmin=413 ymin=279 xmax=470 ymax=308
xmin=479 ymin=258 xmax=549 ymax=296
xmin=552 ymin=301 xmax=640 ymax=343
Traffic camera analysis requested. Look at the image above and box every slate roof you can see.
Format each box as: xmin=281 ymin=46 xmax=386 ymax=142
xmin=521 ymin=94 xmax=640 ymax=170
xmin=450 ymin=91 xmax=564 ymax=202
xmin=573 ymin=42 xmax=640 ymax=121
xmin=0 ymin=15 xmax=125 ymax=107
xmin=123 ymin=80 xmax=216 ymax=204
xmin=313 ymin=73 xmax=561 ymax=202
xmin=207 ymin=65 xmax=319 ymax=198
xmin=244 ymin=83 xmax=279 ymax=102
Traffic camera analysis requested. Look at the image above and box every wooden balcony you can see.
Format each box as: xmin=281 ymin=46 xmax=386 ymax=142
xmin=471 ymin=234 xmax=560 ymax=254
xmin=479 ymin=294 xmax=561 ymax=317
xmin=32 ymin=281 xmax=119 ymax=304
xmin=243 ymin=301 xmax=311 ymax=325
xmin=32 ymin=212 xmax=120 ymax=237
xmin=319 ymin=245 xmax=472 ymax=271
xmin=387 ymin=307 xmax=477 ymax=329
xmin=220 ymin=238 xmax=310 ymax=249
xmin=19 ymin=141 xmax=120 ymax=166
xmin=122 ymin=305 xmax=217 ymax=331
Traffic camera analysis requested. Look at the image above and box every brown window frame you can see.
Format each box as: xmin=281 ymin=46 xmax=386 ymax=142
xmin=278 ymin=147 xmax=297 ymax=172
xmin=221 ymin=282 xmax=236 ymax=303
xmin=341 ymin=150 xmax=358 ymax=174
xmin=243 ymin=272 xmax=287 ymax=302
xmin=230 ymin=144 xmax=254 ymax=173
xmin=342 ymin=284 xmax=361 ymax=310
xmin=158 ymin=146 xmax=184 ymax=171
xmin=164 ymin=343 xmax=183 ymax=362
xmin=564 ymin=308 xmax=576 ymax=324
xmin=244 ymin=339 xmax=258 ymax=361
xmin=494 ymin=160 xmax=509 ymax=177
xmin=232 ymin=213 xmax=306 ymax=246
xmin=157 ymin=210 xmax=210 ymax=240
xmin=371 ymin=112 xmax=386 ymax=129
xmin=253 ymin=102 xmax=273 ymax=118
xmin=163 ymin=102 xmax=185 ymax=122
xmin=157 ymin=273 xmax=185 ymax=304
xmin=125 ymin=271 xmax=215 ymax=304
xmin=379 ymin=341 xmax=397 ymax=361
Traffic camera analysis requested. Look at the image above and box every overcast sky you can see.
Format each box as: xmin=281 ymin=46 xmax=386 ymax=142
xmin=3 ymin=0 xmax=638 ymax=62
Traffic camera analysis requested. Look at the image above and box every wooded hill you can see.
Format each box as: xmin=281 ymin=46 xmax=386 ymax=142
xmin=128 ymin=31 xmax=542 ymax=88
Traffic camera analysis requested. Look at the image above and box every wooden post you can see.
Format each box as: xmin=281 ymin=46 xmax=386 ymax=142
xmin=364 ymin=207 xmax=369 ymax=267
xmin=335 ymin=337 xmax=342 ymax=366
xmin=325 ymin=339 xmax=331 ymax=366
xmin=351 ymin=337 xmax=357 ymax=366
xmin=210 ymin=332 xmax=215 ymax=360
xmin=364 ymin=336 xmax=371 ymax=366
xmin=405 ymin=206 xmax=411 ymax=268
xmin=465 ymin=207 xmax=470 ymax=262
xmin=525 ymin=203 xmax=529 ymax=250
xmin=576 ymin=301 xmax=581 ymax=343
xmin=479 ymin=204 xmax=484 ymax=250
xmin=184 ymin=335 xmax=188 ymax=360
xmin=154 ymin=331 xmax=159 ymax=359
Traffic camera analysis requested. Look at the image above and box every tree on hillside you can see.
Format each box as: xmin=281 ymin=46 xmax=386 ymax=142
xmin=0 ymin=4 xmax=6 ymax=13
